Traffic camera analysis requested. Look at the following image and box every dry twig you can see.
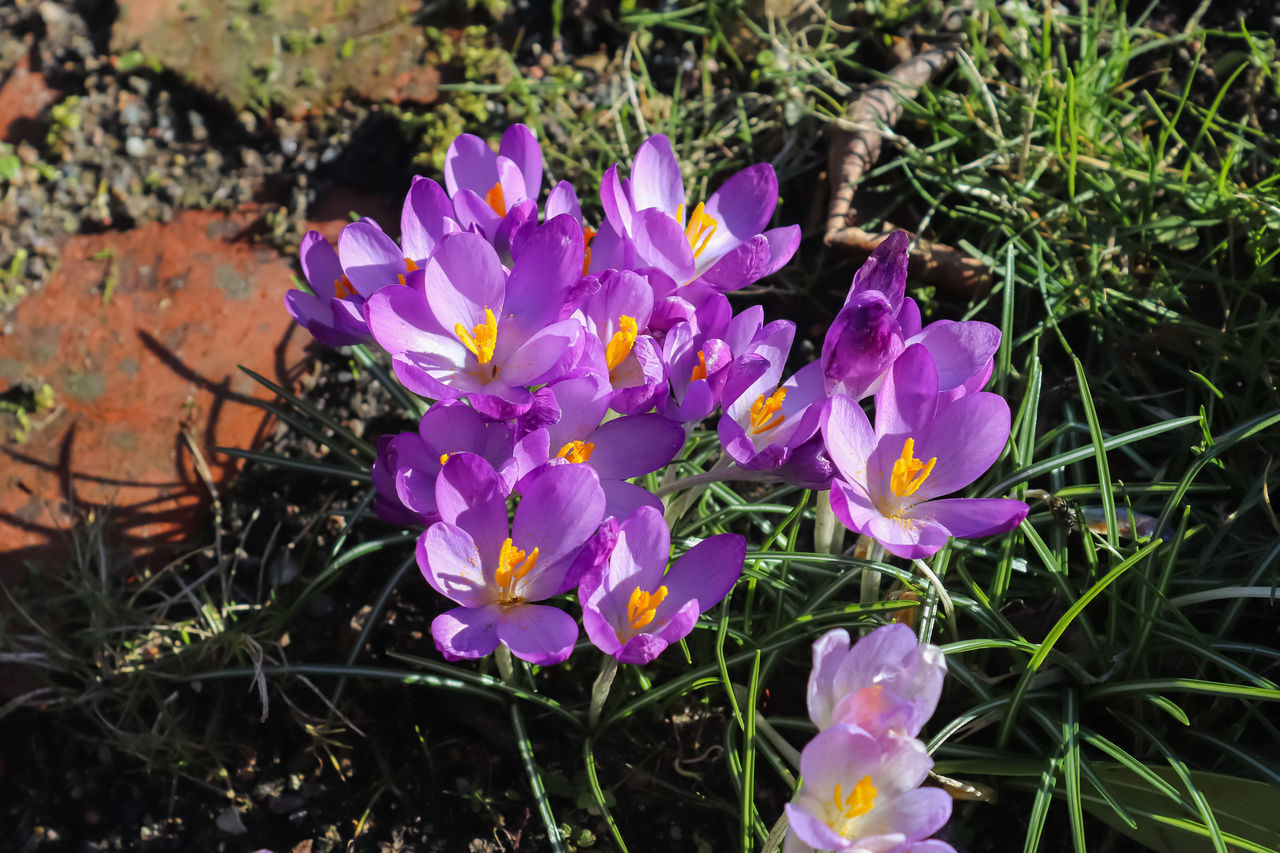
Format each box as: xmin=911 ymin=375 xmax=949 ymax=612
xmin=825 ymin=45 xmax=989 ymax=294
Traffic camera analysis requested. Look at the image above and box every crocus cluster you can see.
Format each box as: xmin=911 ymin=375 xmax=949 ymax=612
xmin=284 ymin=123 xmax=1027 ymax=664
xmin=786 ymin=623 xmax=953 ymax=853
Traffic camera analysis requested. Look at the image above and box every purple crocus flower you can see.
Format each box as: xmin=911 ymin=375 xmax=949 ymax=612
xmin=573 ymin=269 xmax=667 ymax=413
xmin=823 ymin=232 xmax=999 ymax=400
xmin=284 ymin=230 xmax=372 ymax=347
xmin=601 ymin=134 xmax=800 ymax=291
xmin=547 ymin=180 xmax=636 ymax=275
xmin=718 ymin=320 xmax=827 ymax=471
xmin=821 ymin=344 xmax=1029 ymax=559
xmin=512 ymin=374 xmax=686 ymax=519
xmin=370 ymin=401 xmax=516 ymax=527
xmin=364 ymin=216 xmax=586 ymax=419
xmin=420 ymin=454 xmax=604 ymax=664
xmin=444 ymin=124 xmax=543 ymax=241
xmin=784 ymin=726 xmax=954 ymax=853
xmin=580 ymin=506 xmax=744 ymax=664
xmin=807 ymin=624 xmax=946 ymax=738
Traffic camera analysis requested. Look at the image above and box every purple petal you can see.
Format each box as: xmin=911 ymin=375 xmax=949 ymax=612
xmin=588 ymin=414 xmax=686 ymax=479
xmin=875 ymin=343 xmax=940 ymax=439
xmin=910 ymin=319 xmax=1002 ymax=392
xmin=500 ymin=319 xmax=584 ymax=386
xmin=701 ymin=164 xmax=778 ymax=254
xmin=911 ymin=392 xmax=1011 ymax=500
xmin=401 ymin=176 xmax=458 ymax=262
xmin=867 ymin=512 xmax=951 ymax=560
xmin=499 ymin=124 xmax=542 ymax=201
xmin=822 ymin=291 xmax=904 ymax=399
xmin=600 ymin=479 xmax=663 ymax=521
xmin=432 ymin=605 xmax=502 ymax=661
xmin=419 ymin=523 xmax=490 ymax=607
xmin=630 ymin=134 xmax=684 ymax=216
xmin=784 ymin=802 xmax=857 ymax=853
xmin=847 ymin=230 xmax=910 ymax=313
xmin=907 ymin=497 xmax=1028 ymax=539
xmin=339 ymin=219 xmax=406 ymax=297
xmin=444 ymin=132 xmax=498 ymax=197
xmin=435 ymin=454 xmax=509 ymax=563
xmin=504 ymin=214 xmax=585 ymax=331
xmin=284 ymin=290 xmax=368 ymax=347
xmin=633 ymin=208 xmax=696 ymax=283
xmin=496 ymin=604 xmax=578 ymax=665
xmin=299 ymin=230 xmax=344 ymax=293
xmin=512 ymin=463 xmax=605 ymax=570
xmin=365 ymin=285 xmax=461 ymax=360
xmin=422 ymin=231 xmax=506 ymax=333
xmin=546 ymin=180 xmax=583 ymax=222
xmin=600 ymin=163 xmax=632 ymax=235
xmin=820 ymin=394 xmax=878 ymax=489
xmin=653 ymin=533 xmax=745 ymax=631
xmin=450 ymin=188 xmax=503 ymax=239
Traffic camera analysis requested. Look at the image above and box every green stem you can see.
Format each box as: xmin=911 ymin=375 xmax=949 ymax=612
xmin=653 ymin=460 xmax=780 ymax=498
xmin=814 ymin=489 xmax=845 ymax=555
xmin=859 ymin=537 xmax=885 ymax=610
xmin=495 ymin=642 xmax=515 ymax=684
xmin=588 ymin=656 xmax=619 ymax=731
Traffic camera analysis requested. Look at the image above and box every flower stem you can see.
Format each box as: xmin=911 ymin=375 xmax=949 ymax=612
xmin=859 ymin=536 xmax=884 ymax=610
xmin=653 ymin=457 xmax=779 ymax=499
xmin=814 ymin=489 xmax=845 ymax=555
xmin=588 ymin=655 xmax=619 ymax=730
xmin=495 ymin=642 xmax=515 ymax=684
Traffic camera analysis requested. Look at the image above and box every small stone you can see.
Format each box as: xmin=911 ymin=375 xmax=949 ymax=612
xmin=124 ymin=136 xmax=147 ymax=157
xmin=215 ymin=807 xmax=248 ymax=836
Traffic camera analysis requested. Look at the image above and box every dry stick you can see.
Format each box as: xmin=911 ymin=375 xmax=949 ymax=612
xmin=824 ymin=46 xmax=988 ymax=295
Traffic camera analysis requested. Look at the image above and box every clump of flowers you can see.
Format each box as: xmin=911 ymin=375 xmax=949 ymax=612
xmin=786 ymin=624 xmax=954 ymax=853
xmin=283 ymin=122 xmax=1029 ymax=847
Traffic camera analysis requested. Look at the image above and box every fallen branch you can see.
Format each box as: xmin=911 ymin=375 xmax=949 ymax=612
xmin=825 ymin=45 xmax=989 ymax=295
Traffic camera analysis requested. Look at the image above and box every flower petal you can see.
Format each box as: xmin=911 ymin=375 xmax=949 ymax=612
xmin=907 ymin=497 xmax=1028 ymax=539
xmin=444 ymin=132 xmax=498 ymax=197
xmin=419 ymin=523 xmax=490 ymax=607
xmin=339 ymin=219 xmax=405 ymax=297
xmin=630 ymin=134 xmax=684 ymax=216
xmin=422 ymin=231 xmax=506 ymax=333
xmin=499 ymin=124 xmax=542 ymax=200
xmin=909 ymin=320 xmax=1001 ymax=392
xmin=431 ymin=605 xmax=501 ymax=661
xmin=435 ymin=453 xmax=509 ymax=563
xmin=821 ymin=394 xmax=878 ymax=488
xmin=496 ymin=604 xmax=578 ymax=665
xmin=632 ymin=208 xmax=697 ymax=283
xmin=874 ymin=343 xmax=939 ymax=439
xmin=588 ymin=414 xmax=686 ymax=479
xmin=911 ymin=392 xmax=1011 ymax=500
xmin=401 ymin=176 xmax=457 ymax=262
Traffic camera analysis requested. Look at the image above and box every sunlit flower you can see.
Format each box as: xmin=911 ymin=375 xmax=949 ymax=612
xmin=807 ymin=624 xmax=946 ymax=738
xmin=444 ymin=124 xmax=543 ymax=241
xmin=601 ymin=134 xmax=800 ymax=291
xmin=821 ymin=344 xmax=1028 ymax=559
xmin=784 ymin=725 xmax=953 ymax=853
xmin=421 ymin=454 xmax=604 ymax=665
xmin=364 ymin=216 xmax=586 ymax=419
xmin=580 ymin=506 xmax=744 ymax=664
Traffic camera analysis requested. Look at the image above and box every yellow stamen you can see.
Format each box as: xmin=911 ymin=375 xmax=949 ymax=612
xmin=494 ymin=537 xmax=539 ymax=599
xmin=749 ymin=388 xmax=787 ymax=435
xmin=455 ymin=307 xmax=499 ymax=365
xmin=889 ymin=437 xmax=937 ymax=498
xmin=439 ymin=453 xmax=451 ymax=466
xmin=682 ymin=201 xmax=719 ymax=259
xmin=690 ymin=350 xmax=708 ymax=382
xmin=832 ymin=776 xmax=877 ymax=822
xmin=333 ymin=275 xmax=356 ymax=298
xmin=626 ymin=585 xmax=668 ymax=631
xmin=396 ymin=256 xmax=419 ymax=286
xmin=605 ymin=315 xmax=638 ymax=371
xmin=555 ymin=440 xmax=596 ymax=464
xmin=582 ymin=225 xmax=597 ymax=275
xmin=485 ymin=181 xmax=507 ymax=217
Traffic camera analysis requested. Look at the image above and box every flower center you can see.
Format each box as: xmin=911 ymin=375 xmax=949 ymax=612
xmin=829 ymin=776 xmax=877 ymax=836
xmin=606 ymin=315 xmax=638 ymax=371
xmin=555 ymin=440 xmax=595 ymax=464
xmin=456 ymin=307 xmax=499 ymax=365
xmin=582 ymin=225 xmax=597 ymax=275
xmin=749 ymin=387 xmax=787 ymax=435
xmin=890 ymin=437 xmax=937 ymax=498
xmin=396 ymin=257 xmax=419 ymax=286
xmin=689 ymin=350 xmax=708 ymax=382
xmin=333 ymin=274 xmax=356 ymax=298
xmin=676 ymin=202 xmax=719 ymax=259
xmin=495 ymin=537 xmax=539 ymax=604
xmin=626 ymin=584 xmax=668 ymax=631
xmin=485 ymin=181 xmax=507 ymax=217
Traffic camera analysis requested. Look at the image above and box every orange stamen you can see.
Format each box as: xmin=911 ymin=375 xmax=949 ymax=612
xmin=832 ymin=776 xmax=877 ymax=822
xmin=485 ymin=181 xmax=507 ymax=217
xmin=396 ymin=256 xmax=419 ymax=286
xmin=682 ymin=201 xmax=719 ymax=259
xmin=333 ymin=275 xmax=356 ymax=298
xmin=889 ymin=437 xmax=936 ymax=498
xmin=555 ymin=440 xmax=595 ymax=464
xmin=455 ymin=307 xmax=499 ymax=365
xmin=690 ymin=350 xmax=708 ymax=382
xmin=582 ymin=225 xmax=598 ymax=275
xmin=626 ymin=585 xmax=668 ymax=631
xmin=605 ymin=315 xmax=638 ymax=371
xmin=495 ymin=537 xmax=539 ymax=600
xmin=748 ymin=387 xmax=787 ymax=434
